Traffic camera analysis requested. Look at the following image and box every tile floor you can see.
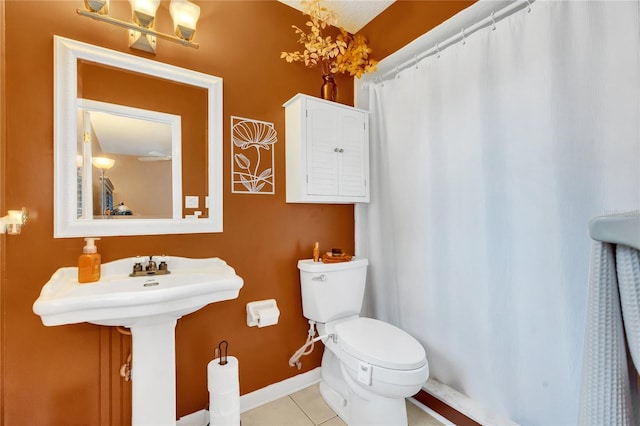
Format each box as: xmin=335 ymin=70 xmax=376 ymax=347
xmin=240 ymin=383 xmax=444 ymax=426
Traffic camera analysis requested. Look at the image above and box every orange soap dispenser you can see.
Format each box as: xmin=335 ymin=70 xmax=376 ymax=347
xmin=78 ymin=237 xmax=101 ymax=283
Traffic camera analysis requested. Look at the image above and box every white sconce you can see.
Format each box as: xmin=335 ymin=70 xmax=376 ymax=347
xmin=170 ymin=0 xmax=201 ymax=41
xmin=1 ymin=209 xmax=28 ymax=235
xmin=77 ymin=0 xmax=201 ymax=53
xmin=128 ymin=0 xmax=161 ymax=52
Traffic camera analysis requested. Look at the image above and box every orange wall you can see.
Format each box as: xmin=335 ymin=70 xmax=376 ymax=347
xmin=1 ymin=1 xmax=474 ymax=424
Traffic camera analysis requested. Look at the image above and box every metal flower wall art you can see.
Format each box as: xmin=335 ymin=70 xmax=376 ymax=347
xmin=231 ymin=116 xmax=277 ymax=194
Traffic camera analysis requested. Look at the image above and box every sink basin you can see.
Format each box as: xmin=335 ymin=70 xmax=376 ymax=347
xmin=33 ymin=256 xmax=243 ymax=327
xmin=33 ymin=256 xmax=243 ymax=426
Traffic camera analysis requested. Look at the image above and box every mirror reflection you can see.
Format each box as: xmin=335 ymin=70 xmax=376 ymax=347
xmin=77 ymin=100 xmax=180 ymax=219
xmin=54 ymin=36 xmax=223 ymax=237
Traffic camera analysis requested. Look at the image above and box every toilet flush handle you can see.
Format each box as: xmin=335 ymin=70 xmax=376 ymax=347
xmin=312 ymin=274 xmax=326 ymax=282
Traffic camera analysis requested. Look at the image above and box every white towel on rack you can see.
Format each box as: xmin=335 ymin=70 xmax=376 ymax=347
xmin=617 ymin=244 xmax=640 ymax=426
xmin=617 ymin=245 xmax=640 ymax=371
xmin=578 ymin=242 xmax=636 ymax=425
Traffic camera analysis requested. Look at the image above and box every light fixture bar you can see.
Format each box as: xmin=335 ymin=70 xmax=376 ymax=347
xmin=76 ymin=8 xmax=199 ymax=49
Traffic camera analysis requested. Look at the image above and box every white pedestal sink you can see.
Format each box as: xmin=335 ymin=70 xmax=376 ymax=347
xmin=33 ymin=256 xmax=244 ymax=426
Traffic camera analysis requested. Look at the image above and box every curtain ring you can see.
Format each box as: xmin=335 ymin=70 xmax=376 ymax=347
xmin=526 ymin=0 xmax=532 ymax=12
xmin=461 ymin=27 xmax=467 ymax=45
xmin=395 ymin=66 xmax=400 ymax=79
xmin=413 ymin=54 xmax=419 ymax=69
xmin=490 ymin=12 xmax=496 ymax=30
xmin=435 ymin=42 xmax=441 ymax=58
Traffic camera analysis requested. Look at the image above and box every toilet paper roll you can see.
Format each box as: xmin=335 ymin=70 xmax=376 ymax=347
xmin=257 ymin=306 xmax=280 ymax=328
xmin=208 ymin=356 xmax=240 ymax=426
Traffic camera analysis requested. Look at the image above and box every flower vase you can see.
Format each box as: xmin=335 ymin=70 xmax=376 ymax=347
xmin=321 ymin=74 xmax=337 ymax=101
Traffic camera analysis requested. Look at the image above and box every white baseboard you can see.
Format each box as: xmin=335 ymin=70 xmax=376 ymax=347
xmin=240 ymin=367 xmax=322 ymax=413
xmin=177 ymin=409 xmax=208 ymax=426
xmin=177 ymin=368 xmax=322 ymax=426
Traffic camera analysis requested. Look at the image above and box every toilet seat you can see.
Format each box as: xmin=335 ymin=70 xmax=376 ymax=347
xmin=334 ymin=317 xmax=426 ymax=370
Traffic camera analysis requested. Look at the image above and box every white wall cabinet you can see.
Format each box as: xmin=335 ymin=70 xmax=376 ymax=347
xmin=284 ymin=94 xmax=369 ymax=203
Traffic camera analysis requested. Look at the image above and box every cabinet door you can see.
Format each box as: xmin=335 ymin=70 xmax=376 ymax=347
xmin=306 ymin=100 xmax=339 ymax=196
xmin=337 ymin=110 xmax=367 ymax=197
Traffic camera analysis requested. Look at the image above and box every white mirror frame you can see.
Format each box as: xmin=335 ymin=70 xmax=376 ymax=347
xmin=54 ymin=36 xmax=223 ymax=237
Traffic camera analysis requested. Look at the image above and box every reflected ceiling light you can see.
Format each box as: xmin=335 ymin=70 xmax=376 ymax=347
xmin=77 ymin=0 xmax=200 ymax=53
xmin=92 ymin=156 xmax=116 ymax=170
xmin=92 ymin=157 xmax=115 ymax=217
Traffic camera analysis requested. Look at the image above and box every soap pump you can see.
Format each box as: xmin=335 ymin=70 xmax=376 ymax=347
xmin=78 ymin=237 xmax=101 ymax=283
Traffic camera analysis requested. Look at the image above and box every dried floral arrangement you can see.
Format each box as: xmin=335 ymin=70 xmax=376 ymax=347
xmin=280 ymin=0 xmax=378 ymax=78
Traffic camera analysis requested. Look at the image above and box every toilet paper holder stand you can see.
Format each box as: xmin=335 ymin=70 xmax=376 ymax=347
xmin=246 ymin=299 xmax=280 ymax=327
xmin=214 ymin=340 xmax=229 ymax=365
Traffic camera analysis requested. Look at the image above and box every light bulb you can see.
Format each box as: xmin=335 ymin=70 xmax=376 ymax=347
xmin=92 ymin=156 xmax=115 ymax=170
xmin=128 ymin=0 xmax=161 ymax=28
xmin=129 ymin=0 xmax=161 ymax=17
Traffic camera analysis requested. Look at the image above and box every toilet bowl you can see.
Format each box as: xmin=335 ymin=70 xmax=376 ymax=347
xmin=297 ymin=258 xmax=429 ymax=426
xmin=319 ymin=317 xmax=429 ymax=425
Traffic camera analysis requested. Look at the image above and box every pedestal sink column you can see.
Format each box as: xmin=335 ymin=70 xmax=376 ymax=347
xmin=131 ymin=316 xmax=178 ymax=426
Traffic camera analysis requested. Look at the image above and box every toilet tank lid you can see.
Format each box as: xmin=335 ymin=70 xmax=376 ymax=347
xmin=335 ymin=317 xmax=427 ymax=370
xmin=298 ymin=257 xmax=368 ymax=272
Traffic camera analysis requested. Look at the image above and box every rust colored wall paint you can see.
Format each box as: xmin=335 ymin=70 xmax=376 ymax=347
xmin=0 ymin=0 xmax=5 ymax=420
xmin=1 ymin=0 xmax=473 ymax=424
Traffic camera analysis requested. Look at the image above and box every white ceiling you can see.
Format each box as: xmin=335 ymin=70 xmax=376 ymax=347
xmin=89 ymin=112 xmax=172 ymax=159
xmin=278 ymin=0 xmax=395 ymax=33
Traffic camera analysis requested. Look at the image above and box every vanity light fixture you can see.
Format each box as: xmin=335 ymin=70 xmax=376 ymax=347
xmin=0 ymin=209 xmax=28 ymax=235
xmin=77 ymin=0 xmax=200 ymax=53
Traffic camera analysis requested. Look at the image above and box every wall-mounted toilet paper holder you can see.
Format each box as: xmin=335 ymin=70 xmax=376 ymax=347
xmin=246 ymin=299 xmax=280 ymax=328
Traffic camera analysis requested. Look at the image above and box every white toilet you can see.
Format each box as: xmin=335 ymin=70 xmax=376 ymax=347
xmin=298 ymin=257 xmax=429 ymax=426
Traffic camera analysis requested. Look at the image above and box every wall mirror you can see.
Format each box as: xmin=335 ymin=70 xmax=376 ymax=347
xmin=54 ymin=36 xmax=223 ymax=237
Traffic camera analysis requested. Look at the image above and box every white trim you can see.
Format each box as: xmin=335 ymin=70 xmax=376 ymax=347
xmin=176 ymin=368 xmax=322 ymax=426
xmin=176 ymin=409 xmax=208 ymax=426
xmin=240 ymin=367 xmax=322 ymax=413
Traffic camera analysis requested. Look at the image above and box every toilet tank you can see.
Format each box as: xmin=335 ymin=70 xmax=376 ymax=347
xmin=297 ymin=257 xmax=369 ymax=323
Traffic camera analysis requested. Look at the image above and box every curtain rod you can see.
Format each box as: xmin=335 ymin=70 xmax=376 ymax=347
xmin=362 ymin=0 xmax=535 ymax=85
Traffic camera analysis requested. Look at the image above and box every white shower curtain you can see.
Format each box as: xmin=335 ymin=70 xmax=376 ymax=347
xmin=355 ymin=1 xmax=640 ymax=424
